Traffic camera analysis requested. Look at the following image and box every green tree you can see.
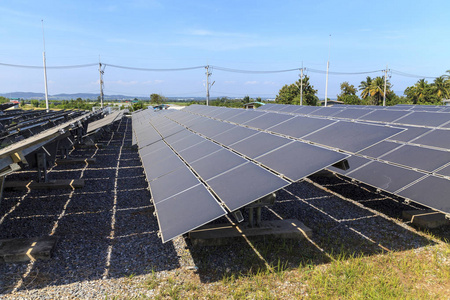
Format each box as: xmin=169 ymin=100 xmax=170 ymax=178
xmin=359 ymin=76 xmax=372 ymax=100
xmin=242 ymin=95 xmax=251 ymax=104
xmin=432 ymin=76 xmax=450 ymax=99
xmin=404 ymin=79 xmax=437 ymax=104
xmin=150 ymin=93 xmax=166 ymax=105
xmin=369 ymin=76 xmax=392 ymax=106
xmin=31 ymin=99 xmax=40 ymax=108
xmin=276 ymin=75 xmax=318 ymax=106
xmin=337 ymin=81 xmax=359 ymax=103
xmin=0 ymin=96 xmax=8 ymax=103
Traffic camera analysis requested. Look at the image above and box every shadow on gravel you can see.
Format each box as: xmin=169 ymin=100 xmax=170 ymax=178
xmin=0 ymin=120 xmax=179 ymax=295
xmin=187 ymin=174 xmax=440 ymax=284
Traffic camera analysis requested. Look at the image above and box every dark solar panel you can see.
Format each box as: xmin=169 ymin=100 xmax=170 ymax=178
xmin=277 ymin=105 xmax=303 ymax=112
xmin=268 ymin=116 xmax=336 ymax=138
xmin=190 ymin=149 xmax=247 ymax=180
xmin=308 ymin=107 xmax=344 ymax=117
xmin=333 ymin=108 xmax=373 ymax=120
xmin=348 ymin=161 xmax=425 ymax=193
xmin=207 ymin=162 xmax=289 ymax=211
xmin=304 ymin=121 xmax=404 ymax=153
xmin=398 ymin=176 xmax=450 ymax=214
xmin=328 ymin=155 xmax=371 ymax=175
xmin=436 ymin=165 xmax=450 ymax=177
xmin=359 ymin=141 xmax=402 ymax=158
xmin=190 ymin=118 xmax=235 ymax=137
xmin=138 ymin=140 xmax=168 ymax=157
xmin=359 ymin=109 xmax=411 ymax=123
xmin=381 ymin=145 xmax=450 ymax=172
xmin=243 ymin=112 xmax=294 ymax=130
xmin=411 ymin=129 xmax=450 ymax=150
xmin=150 ymin=167 xmax=200 ymax=203
xmin=224 ymin=110 xmax=265 ymax=124
xmin=393 ymin=111 xmax=450 ymax=127
xmin=212 ymin=126 xmax=258 ymax=146
xmin=256 ymin=141 xmax=349 ymax=181
xmin=164 ymin=129 xmax=192 ymax=144
xmin=298 ymin=106 xmax=322 ymax=115
xmin=230 ymin=132 xmax=291 ymax=159
xmin=155 ymin=184 xmax=227 ymax=243
xmin=213 ymin=109 xmax=247 ymax=121
xmin=142 ymin=151 xmax=186 ymax=181
xmin=169 ymin=133 xmax=206 ymax=152
xmin=177 ymin=140 xmax=223 ymax=163
xmin=387 ymin=126 xmax=431 ymax=143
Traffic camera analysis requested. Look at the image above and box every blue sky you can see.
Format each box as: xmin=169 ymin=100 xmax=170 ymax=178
xmin=1 ymin=0 xmax=449 ymax=99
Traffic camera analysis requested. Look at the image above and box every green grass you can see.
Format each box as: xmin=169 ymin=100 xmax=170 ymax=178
xmin=137 ymin=242 xmax=450 ymax=299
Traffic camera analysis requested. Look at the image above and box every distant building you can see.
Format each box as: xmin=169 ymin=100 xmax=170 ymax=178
xmin=244 ymin=102 xmax=265 ymax=109
xmin=443 ymin=99 xmax=450 ymax=106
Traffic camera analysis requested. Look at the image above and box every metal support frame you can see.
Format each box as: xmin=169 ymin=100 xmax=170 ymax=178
xmin=0 ymin=176 xmax=5 ymax=206
xmin=36 ymin=152 xmax=48 ymax=183
xmin=246 ymin=192 xmax=276 ymax=228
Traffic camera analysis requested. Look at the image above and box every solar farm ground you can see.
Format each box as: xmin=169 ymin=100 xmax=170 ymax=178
xmin=0 ymin=116 xmax=449 ymax=299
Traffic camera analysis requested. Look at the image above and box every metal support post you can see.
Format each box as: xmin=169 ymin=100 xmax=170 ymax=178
xmin=36 ymin=152 xmax=48 ymax=183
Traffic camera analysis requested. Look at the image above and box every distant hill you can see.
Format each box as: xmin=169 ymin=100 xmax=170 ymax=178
xmin=0 ymin=92 xmax=148 ymax=100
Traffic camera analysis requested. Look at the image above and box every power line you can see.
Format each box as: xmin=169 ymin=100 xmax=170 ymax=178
xmin=307 ymin=68 xmax=383 ymax=75
xmin=104 ymin=63 xmax=205 ymax=71
xmin=0 ymin=62 xmax=97 ymax=69
xmin=212 ymin=65 xmax=300 ymax=74
xmin=390 ymin=69 xmax=438 ymax=79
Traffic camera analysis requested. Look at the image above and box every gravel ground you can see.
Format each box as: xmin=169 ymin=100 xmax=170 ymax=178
xmin=0 ymin=115 xmax=448 ymax=299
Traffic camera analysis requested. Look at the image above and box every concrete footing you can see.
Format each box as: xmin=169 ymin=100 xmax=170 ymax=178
xmin=188 ymin=219 xmax=312 ymax=246
xmin=0 ymin=236 xmax=57 ymax=263
xmin=4 ymin=179 xmax=85 ymax=191
xmin=55 ymin=158 xmax=96 ymax=165
xmin=402 ymin=209 xmax=450 ymax=229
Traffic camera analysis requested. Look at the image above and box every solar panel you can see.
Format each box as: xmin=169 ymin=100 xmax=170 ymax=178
xmin=411 ymin=129 xmax=450 ymax=150
xmin=387 ymin=126 xmax=431 ymax=143
xmin=206 ymin=162 xmax=290 ymax=211
xmin=393 ymin=111 xmax=450 ymax=127
xmin=212 ymin=126 xmax=258 ymax=146
xmin=308 ymin=107 xmax=344 ymax=117
xmin=277 ymin=105 xmax=303 ymax=113
xmin=141 ymin=150 xmax=186 ymax=181
xmin=169 ymin=133 xmax=206 ymax=152
xmin=380 ymin=145 xmax=450 ymax=173
xmin=436 ymin=165 xmax=450 ymax=177
xmin=177 ymin=139 xmax=223 ymax=163
xmin=255 ymin=141 xmax=349 ymax=181
xmin=243 ymin=112 xmax=294 ymax=130
xmin=398 ymin=176 xmax=450 ymax=214
xmin=347 ymin=161 xmax=425 ymax=193
xmin=164 ymin=129 xmax=192 ymax=144
xmin=359 ymin=109 xmax=411 ymax=123
xmin=190 ymin=118 xmax=235 ymax=137
xmin=189 ymin=149 xmax=247 ymax=181
xmin=268 ymin=116 xmax=336 ymax=138
xmin=138 ymin=140 xmax=168 ymax=157
xmin=212 ymin=109 xmax=247 ymax=121
xmin=150 ymin=166 xmax=201 ymax=202
xmin=304 ymin=121 xmax=404 ymax=153
xmin=359 ymin=141 xmax=403 ymax=158
xmin=333 ymin=108 xmax=373 ymax=120
xmin=297 ymin=106 xmax=322 ymax=115
xmin=328 ymin=155 xmax=371 ymax=175
xmin=222 ymin=110 xmax=264 ymax=124
xmin=229 ymin=132 xmax=291 ymax=159
xmin=155 ymin=184 xmax=227 ymax=243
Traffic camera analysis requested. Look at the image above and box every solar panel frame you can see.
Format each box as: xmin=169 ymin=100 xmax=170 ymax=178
xmin=154 ymin=184 xmax=227 ymax=243
xmin=243 ymin=112 xmax=295 ymax=130
xmin=347 ymin=161 xmax=426 ymax=193
xmin=255 ymin=141 xmax=350 ymax=181
xmin=304 ymin=121 xmax=405 ymax=153
xmin=393 ymin=111 xmax=450 ymax=127
xmin=359 ymin=109 xmax=411 ymax=123
xmin=332 ymin=108 xmax=374 ymax=120
xmin=411 ymin=129 xmax=450 ymax=150
xmin=206 ymin=162 xmax=290 ymax=211
xmin=359 ymin=141 xmax=403 ymax=158
xmin=398 ymin=176 xmax=450 ymax=214
xmin=380 ymin=144 xmax=450 ymax=173
xmin=177 ymin=139 xmax=223 ymax=163
xmin=267 ymin=116 xmax=337 ymax=139
xmin=211 ymin=126 xmax=259 ymax=146
xmin=229 ymin=132 xmax=292 ymax=159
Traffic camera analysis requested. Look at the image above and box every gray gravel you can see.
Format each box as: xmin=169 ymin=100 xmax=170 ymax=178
xmin=0 ymin=115 xmax=448 ymax=299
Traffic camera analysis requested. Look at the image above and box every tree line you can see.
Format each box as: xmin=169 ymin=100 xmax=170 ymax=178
xmin=276 ymin=70 xmax=450 ymax=106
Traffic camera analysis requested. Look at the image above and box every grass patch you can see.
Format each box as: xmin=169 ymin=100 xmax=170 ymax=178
xmin=139 ymin=243 xmax=450 ymax=299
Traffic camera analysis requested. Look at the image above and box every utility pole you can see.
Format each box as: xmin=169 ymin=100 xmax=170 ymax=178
xmin=324 ymin=34 xmax=331 ymax=107
xmin=299 ymin=64 xmax=304 ymax=106
xmin=383 ymin=64 xmax=388 ymax=107
xmin=41 ymin=20 xmax=49 ymax=112
xmin=205 ymin=65 xmax=214 ymax=106
xmin=99 ymin=59 xmax=105 ymax=109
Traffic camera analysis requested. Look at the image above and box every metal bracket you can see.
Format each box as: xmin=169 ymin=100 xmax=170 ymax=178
xmin=232 ymin=210 xmax=244 ymax=223
xmin=36 ymin=152 xmax=48 ymax=183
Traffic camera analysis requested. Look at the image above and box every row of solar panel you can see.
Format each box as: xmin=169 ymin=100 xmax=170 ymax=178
xmin=258 ymin=103 xmax=450 ymax=128
xmin=249 ymin=104 xmax=450 ymax=214
xmin=132 ymin=108 xmax=353 ymax=242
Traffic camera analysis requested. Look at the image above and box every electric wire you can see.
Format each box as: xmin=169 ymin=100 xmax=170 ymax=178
xmin=0 ymin=62 xmax=97 ymax=69
xmin=104 ymin=63 xmax=205 ymax=71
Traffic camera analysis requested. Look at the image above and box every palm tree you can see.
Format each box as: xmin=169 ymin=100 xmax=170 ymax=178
xmin=369 ymin=76 xmax=391 ymax=105
xmin=432 ymin=76 xmax=450 ymax=99
xmin=359 ymin=76 xmax=372 ymax=99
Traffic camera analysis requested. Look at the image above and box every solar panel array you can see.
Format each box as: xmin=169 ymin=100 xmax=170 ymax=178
xmin=257 ymin=103 xmax=450 ymax=215
xmin=133 ymin=105 xmax=407 ymax=242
